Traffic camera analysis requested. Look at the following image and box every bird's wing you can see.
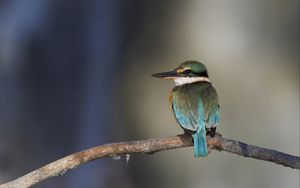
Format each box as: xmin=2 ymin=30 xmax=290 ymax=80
xmin=172 ymin=89 xmax=205 ymax=132
xmin=207 ymin=104 xmax=220 ymax=127
xmin=202 ymin=86 xmax=220 ymax=127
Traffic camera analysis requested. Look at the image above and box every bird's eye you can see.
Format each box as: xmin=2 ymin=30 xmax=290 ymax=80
xmin=183 ymin=69 xmax=192 ymax=75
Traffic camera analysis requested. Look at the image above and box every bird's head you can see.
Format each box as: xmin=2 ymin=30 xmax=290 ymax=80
xmin=152 ymin=60 xmax=210 ymax=86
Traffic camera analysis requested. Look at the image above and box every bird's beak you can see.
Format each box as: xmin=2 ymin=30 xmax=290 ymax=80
xmin=152 ymin=70 xmax=180 ymax=80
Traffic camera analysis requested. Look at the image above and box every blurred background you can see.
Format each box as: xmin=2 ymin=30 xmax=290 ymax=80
xmin=0 ymin=0 xmax=299 ymax=187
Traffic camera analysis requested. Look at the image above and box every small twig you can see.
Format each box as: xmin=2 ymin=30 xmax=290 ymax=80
xmin=0 ymin=134 xmax=299 ymax=188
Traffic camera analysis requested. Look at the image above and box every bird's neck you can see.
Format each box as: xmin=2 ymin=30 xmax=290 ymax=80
xmin=174 ymin=77 xmax=211 ymax=86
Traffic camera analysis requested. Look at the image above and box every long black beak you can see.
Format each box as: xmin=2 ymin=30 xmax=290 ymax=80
xmin=152 ymin=70 xmax=181 ymax=79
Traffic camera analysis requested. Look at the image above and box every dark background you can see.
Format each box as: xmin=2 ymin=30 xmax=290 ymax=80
xmin=0 ymin=0 xmax=299 ymax=187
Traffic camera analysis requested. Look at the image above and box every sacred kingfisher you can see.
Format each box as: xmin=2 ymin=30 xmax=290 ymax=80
xmin=152 ymin=61 xmax=220 ymax=157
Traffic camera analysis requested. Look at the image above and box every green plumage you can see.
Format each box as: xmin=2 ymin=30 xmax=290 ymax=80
xmin=172 ymin=82 xmax=220 ymax=157
xmin=172 ymin=82 xmax=220 ymax=130
xmin=152 ymin=60 xmax=220 ymax=157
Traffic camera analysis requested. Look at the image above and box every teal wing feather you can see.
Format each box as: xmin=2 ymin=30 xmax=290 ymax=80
xmin=173 ymin=92 xmax=207 ymax=157
xmin=172 ymin=96 xmax=204 ymax=132
xmin=208 ymin=105 xmax=220 ymax=126
xmin=203 ymin=85 xmax=220 ymax=128
xmin=172 ymin=82 xmax=220 ymax=130
xmin=172 ymin=82 xmax=220 ymax=157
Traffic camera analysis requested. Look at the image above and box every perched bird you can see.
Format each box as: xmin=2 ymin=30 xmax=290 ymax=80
xmin=152 ymin=61 xmax=220 ymax=157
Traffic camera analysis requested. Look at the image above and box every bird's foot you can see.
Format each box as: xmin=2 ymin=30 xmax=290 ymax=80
xmin=206 ymin=127 xmax=217 ymax=137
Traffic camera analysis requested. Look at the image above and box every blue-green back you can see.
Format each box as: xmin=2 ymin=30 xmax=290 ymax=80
xmin=172 ymin=82 xmax=220 ymax=131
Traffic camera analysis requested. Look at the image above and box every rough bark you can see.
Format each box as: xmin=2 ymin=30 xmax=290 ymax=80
xmin=1 ymin=134 xmax=299 ymax=188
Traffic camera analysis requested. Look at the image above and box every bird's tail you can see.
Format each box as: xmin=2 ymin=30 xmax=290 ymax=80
xmin=193 ymin=128 xmax=208 ymax=157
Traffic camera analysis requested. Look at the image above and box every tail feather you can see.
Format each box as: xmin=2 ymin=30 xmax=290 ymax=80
xmin=193 ymin=128 xmax=208 ymax=157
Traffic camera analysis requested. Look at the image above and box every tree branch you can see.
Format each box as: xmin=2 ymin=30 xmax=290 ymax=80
xmin=1 ymin=134 xmax=299 ymax=188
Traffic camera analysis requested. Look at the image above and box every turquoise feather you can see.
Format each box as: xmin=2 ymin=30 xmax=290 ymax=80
xmin=152 ymin=60 xmax=220 ymax=158
xmin=193 ymin=127 xmax=208 ymax=157
xmin=172 ymin=82 xmax=220 ymax=158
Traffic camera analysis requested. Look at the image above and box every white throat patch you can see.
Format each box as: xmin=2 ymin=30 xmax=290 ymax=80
xmin=174 ymin=77 xmax=211 ymax=86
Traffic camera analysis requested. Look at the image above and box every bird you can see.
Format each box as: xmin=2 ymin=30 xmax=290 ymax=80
xmin=152 ymin=60 xmax=220 ymax=157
